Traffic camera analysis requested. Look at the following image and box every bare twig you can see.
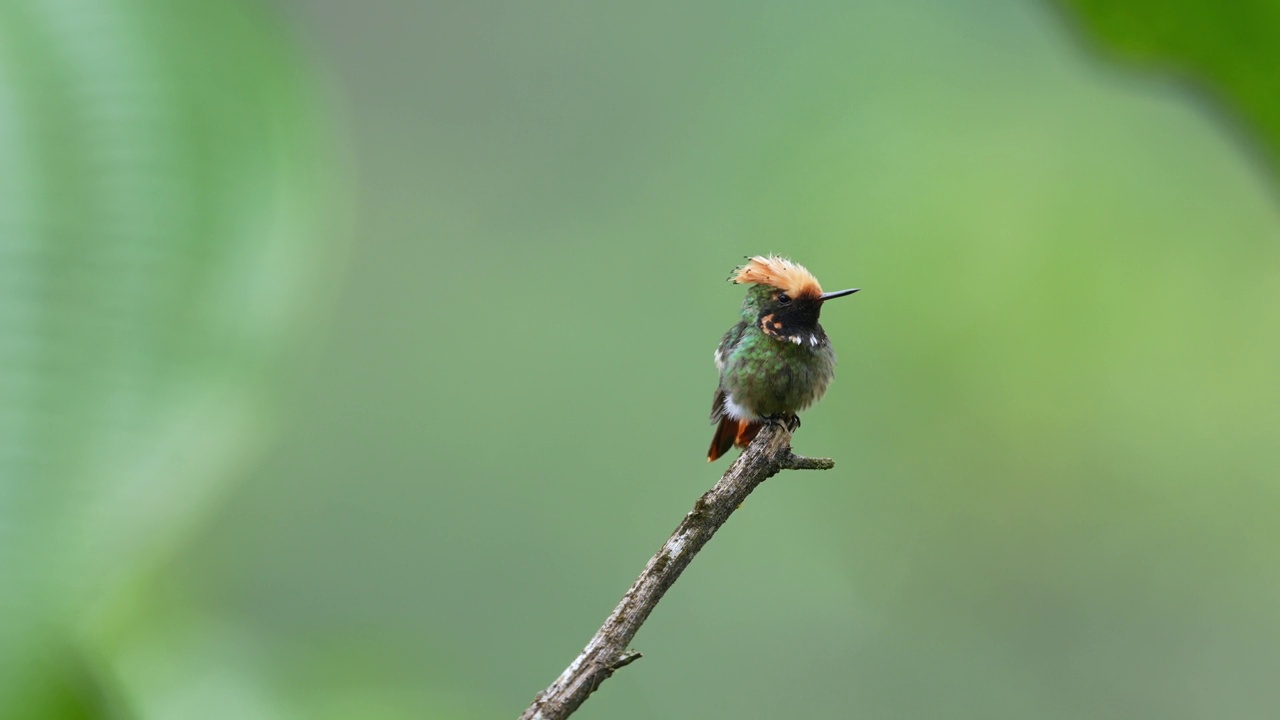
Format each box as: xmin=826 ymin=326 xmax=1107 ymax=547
xmin=518 ymin=424 xmax=835 ymax=720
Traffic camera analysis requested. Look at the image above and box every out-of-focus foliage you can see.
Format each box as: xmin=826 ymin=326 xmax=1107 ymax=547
xmin=1060 ymin=0 xmax=1280 ymax=177
xmin=0 ymin=0 xmax=336 ymax=716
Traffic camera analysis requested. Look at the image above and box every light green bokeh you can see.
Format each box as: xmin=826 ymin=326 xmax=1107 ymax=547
xmin=0 ymin=0 xmax=338 ymax=715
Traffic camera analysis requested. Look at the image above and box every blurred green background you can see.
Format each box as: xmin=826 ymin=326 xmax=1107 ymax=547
xmin=4 ymin=0 xmax=1280 ymax=718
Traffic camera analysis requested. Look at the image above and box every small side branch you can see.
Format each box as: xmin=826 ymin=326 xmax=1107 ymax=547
xmin=518 ymin=424 xmax=834 ymax=720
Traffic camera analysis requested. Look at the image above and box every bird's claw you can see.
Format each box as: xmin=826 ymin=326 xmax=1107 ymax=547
xmin=763 ymin=414 xmax=801 ymax=432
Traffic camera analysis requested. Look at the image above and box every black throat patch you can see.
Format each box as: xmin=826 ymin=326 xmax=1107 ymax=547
xmin=758 ymin=301 xmax=825 ymax=347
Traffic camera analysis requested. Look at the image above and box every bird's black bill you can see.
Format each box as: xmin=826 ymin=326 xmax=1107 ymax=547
xmin=819 ymin=288 xmax=860 ymax=301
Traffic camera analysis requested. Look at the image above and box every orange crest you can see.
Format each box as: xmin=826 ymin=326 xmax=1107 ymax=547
xmin=731 ymin=255 xmax=823 ymax=299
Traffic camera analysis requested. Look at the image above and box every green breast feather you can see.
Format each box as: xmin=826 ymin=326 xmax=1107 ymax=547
xmin=720 ymin=324 xmax=835 ymax=418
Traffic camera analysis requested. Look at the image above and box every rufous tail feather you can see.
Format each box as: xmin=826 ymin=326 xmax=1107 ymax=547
xmin=707 ymin=416 xmax=763 ymax=462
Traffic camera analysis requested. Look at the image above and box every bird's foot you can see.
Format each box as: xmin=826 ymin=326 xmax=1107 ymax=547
xmin=763 ymin=414 xmax=801 ymax=432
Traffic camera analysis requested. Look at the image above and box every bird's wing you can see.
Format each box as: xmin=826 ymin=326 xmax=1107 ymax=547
xmin=710 ymin=322 xmax=745 ymax=423
xmin=713 ymin=321 xmax=745 ymax=372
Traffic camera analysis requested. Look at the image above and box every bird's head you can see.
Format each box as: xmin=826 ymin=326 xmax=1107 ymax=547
xmin=732 ymin=255 xmax=858 ymax=346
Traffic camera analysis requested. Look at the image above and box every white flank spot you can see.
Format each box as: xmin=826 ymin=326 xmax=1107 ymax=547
xmin=723 ymin=394 xmax=759 ymax=420
xmin=791 ymin=336 xmax=802 ymax=345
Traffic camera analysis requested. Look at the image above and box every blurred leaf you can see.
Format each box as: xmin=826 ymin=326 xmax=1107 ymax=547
xmin=1059 ymin=0 xmax=1280 ymax=178
xmin=0 ymin=0 xmax=337 ymax=713
xmin=20 ymin=644 xmax=134 ymax=720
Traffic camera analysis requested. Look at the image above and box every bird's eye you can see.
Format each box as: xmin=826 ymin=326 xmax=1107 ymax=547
xmin=777 ymin=293 xmax=792 ymax=305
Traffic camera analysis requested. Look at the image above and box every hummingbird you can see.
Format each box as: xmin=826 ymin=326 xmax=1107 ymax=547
xmin=707 ymin=255 xmax=859 ymax=462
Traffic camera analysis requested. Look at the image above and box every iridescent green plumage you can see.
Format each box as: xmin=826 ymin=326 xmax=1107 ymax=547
xmin=708 ymin=257 xmax=858 ymax=461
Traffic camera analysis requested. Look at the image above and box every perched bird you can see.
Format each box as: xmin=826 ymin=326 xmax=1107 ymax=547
xmin=707 ymin=255 xmax=859 ymax=461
